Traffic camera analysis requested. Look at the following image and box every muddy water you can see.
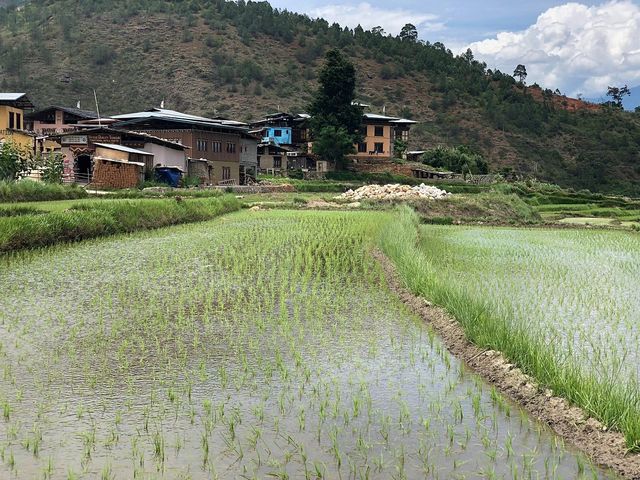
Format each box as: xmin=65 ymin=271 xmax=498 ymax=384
xmin=0 ymin=211 xmax=616 ymax=479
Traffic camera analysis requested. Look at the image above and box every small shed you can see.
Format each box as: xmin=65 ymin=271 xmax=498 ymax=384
xmin=91 ymin=143 xmax=154 ymax=189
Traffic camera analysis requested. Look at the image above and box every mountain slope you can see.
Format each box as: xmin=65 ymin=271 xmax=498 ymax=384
xmin=1 ymin=0 xmax=639 ymax=194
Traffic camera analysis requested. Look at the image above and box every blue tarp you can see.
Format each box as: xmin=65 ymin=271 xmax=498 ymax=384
xmin=155 ymin=167 xmax=183 ymax=188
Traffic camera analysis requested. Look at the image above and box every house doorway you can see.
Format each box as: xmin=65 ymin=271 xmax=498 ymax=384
xmin=75 ymin=154 xmax=92 ymax=183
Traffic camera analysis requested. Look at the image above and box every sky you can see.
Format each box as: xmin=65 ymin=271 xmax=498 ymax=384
xmin=269 ymin=0 xmax=640 ymax=101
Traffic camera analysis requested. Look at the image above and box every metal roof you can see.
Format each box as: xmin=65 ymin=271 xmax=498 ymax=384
xmin=94 ymin=143 xmax=154 ymax=156
xmin=112 ymin=108 xmax=247 ymax=127
xmin=0 ymin=93 xmax=26 ymax=101
xmin=363 ymin=113 xmax=417 ymax=124
xmin=0 ymin=93 xmax=34 ymax=108
xmin=29 ymin=105 xmax=98 ymax=120
xmin=113 ymin=115 xmax=249 ymax=133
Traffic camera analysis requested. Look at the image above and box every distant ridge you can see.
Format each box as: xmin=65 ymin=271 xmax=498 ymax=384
xmin=0 ymin=0 xmax=639 ymax=194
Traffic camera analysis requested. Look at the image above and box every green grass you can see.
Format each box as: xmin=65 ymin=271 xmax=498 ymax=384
xmin=0 ymin=180 xmax=88 ymax=203
xmin=0 ymin=196 xmax=241 ymax=253
xmin=379 ymin=207 xmax=640 ymax=451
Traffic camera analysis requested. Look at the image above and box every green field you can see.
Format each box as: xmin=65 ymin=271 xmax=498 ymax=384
xmin=0 ymin=210 xmax=610 ymax=479
xmin=381 ymin=209 xmax=640 ymax=450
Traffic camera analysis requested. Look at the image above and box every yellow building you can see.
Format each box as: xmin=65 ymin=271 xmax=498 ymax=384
xmin=354 ymin=113 xmax=416 ymax=159
xmin=0 ymin=93 xmax=36 ymax=150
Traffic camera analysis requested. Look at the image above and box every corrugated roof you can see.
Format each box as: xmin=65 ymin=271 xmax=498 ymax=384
xmin=112 ymin=108 xmax=247 ymax=127
xmin=94 ymin=143 xmax=154 ymax=156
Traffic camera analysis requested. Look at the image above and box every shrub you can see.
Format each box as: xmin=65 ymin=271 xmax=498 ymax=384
xmin=421 ymin=146 xmax=488 ymax=174
xmin=0 ymin=180 xmax=88 ymax=202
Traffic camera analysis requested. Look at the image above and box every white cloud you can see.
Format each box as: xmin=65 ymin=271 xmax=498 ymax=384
xmin=310 ymin=2 xmax=444 ymax=37
xmin=466 ymin=1 xmax=640 ymax=96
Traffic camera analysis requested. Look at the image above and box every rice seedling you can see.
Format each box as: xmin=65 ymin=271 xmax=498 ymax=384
xmin=0 ymin=210 xmax=618 ymax=478
xmin=380 ymin=207 xmax=640 ymax=452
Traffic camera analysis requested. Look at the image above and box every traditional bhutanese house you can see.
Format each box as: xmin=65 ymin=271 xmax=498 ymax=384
xmin=257 ymin=143 xmax=291 ymax=173
xmin=353 ymin=113 xmax=416 ymax=159
xmin=0 ymin=93 xmax=36 ymax=151
xmin=111 ymin=108 xmax=250 ymax=185
xmin=53 ymin=127 xmax=189 ymax=186
xmin=249 ymin=112 xmax=311 ymax=147
xmin=26 ymin=105 xmax=98 ymax=135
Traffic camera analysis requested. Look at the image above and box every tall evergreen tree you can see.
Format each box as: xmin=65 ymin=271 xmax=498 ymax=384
xmin=308 ymin=49 xmax=363 ymax=167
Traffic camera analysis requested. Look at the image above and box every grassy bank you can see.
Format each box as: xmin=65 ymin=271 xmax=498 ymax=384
xmin=0 ymin=180 xmax=88 ymax=202
xmin=0 ymin=196 xmax=240 ymax=253
xmin=379 ymin=207 xmax=640 ymax=451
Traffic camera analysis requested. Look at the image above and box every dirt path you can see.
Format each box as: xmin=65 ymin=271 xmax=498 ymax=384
xmin=373 ymin=249 xmax=640 ymax=480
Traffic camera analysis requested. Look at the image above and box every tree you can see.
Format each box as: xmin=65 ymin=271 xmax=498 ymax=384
xmin=393 ymin=138 xmax=408 ymax=159
xmin=606 ymin=85 xmax=631 ymax=108
xmin=635 ymin=106 xmax=640 ymax=113
xmin=39 ymin=152 xmax=64 ymax=183
xmin=513 ymin=64 xmax=527 ymax=84
xmin=462 ymin=48 xmax=474 ymax=65
xmin=308 ymin=49 xmax=363 ymax=168
xmin=399 ymin=24 xmax=417 ymax=42
xmin=312 ymin=126 xmax=355 ymax=168
xmin=0 ymin=141 xmax=33 ymax=181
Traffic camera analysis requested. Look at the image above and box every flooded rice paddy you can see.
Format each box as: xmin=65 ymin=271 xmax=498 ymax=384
xmin=0 ymin=211 xmax=615 ymax=478
xmin=417 ymin=226 xmax=640 ymax=387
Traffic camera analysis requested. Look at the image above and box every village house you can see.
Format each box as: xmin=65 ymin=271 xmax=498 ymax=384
xmin=26 ymin=105 xmax=98 ymax=135
xmin=0 ymin=93 xmax=37 ymax=152
xmin=250 ymin=112 xmax=311 ymax=146
xmin=257 ymin=144 xmax=290 ymax=173
xmin=354 ymin=113 xmax=416 ymax=159
xmin=111 ymin=108 xmax=254 ymax=185
xmin=52 ymin=127 xmax=189 ymax=187
xmin=250 ymin=112 xmax=316 ymax=173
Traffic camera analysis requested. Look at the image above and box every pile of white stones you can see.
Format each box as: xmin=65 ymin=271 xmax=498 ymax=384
xmin=336 ymin=183 xmax=450 ymax=201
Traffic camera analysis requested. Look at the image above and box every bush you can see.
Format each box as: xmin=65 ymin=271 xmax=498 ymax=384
xmin=0 ymin=196 xmax=240 ymax=253
xmin=0 ymin=180 xmax=88 ymax=202
xmin=421 ymin=146 xmax=489 ymax=174
xmin=39 ymin=153 xmax=64 ymax=184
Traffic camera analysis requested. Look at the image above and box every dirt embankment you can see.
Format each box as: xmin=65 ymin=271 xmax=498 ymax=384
xmin=373 ymin=250 xmax=640 ymax=480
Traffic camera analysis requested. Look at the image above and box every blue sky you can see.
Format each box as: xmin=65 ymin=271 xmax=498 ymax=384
xmin=269 ymin=0 xmax=640 ymax=102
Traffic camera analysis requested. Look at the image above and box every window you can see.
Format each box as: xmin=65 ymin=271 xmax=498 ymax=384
xmin=226 ymin=142 xmax=236 ymax=153
xmin=8 ymin=112 xmax=14 ymax=129
xmin=357 ymin=142 xmax=367 ymax=153
xmin=257 ymin=156 xmax=261 ymax=167
xmin=273 ymin=156 xmax=282 ymax=168
xmin=222 ymin=167 xmax=231 ymax=180
xmin=212 ymin=141 xmax=222 ymax=152
xmin=274 ymin=129 xmax=282 ymax=137
xmin=16 ymin=113 xmax=21 ymax=130
xmin=374 ymin=126 xmax=384 ymax=137
xmin=374 ymin=142 xmax=384 ymax=154
xmin=197 ymin=139 xmax=208 ymax=152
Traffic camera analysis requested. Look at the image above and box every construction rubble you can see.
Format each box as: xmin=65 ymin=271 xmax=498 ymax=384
xmin=335 ymin=183 xmax=450 ymax=201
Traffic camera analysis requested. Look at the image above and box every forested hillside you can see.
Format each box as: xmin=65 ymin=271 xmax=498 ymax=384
xmin=1 ymin=0 xmax=640 ymax=194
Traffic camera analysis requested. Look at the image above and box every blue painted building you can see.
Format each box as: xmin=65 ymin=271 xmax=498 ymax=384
xmin=261 ymin=126 xmax=292 ymax=145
